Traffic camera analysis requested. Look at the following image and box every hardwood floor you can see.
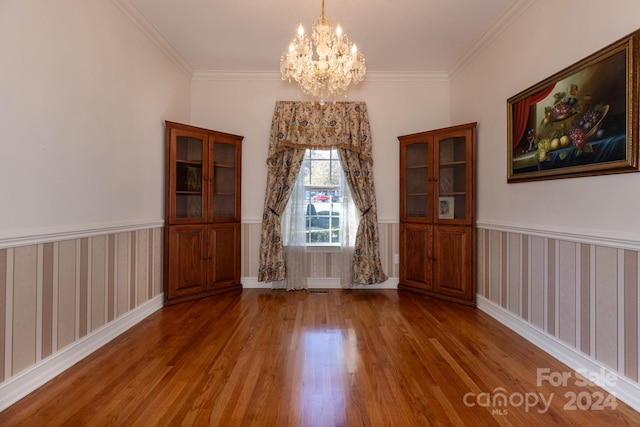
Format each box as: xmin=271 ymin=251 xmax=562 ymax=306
xmin=2 ymin=289 xmax=639 ymax=426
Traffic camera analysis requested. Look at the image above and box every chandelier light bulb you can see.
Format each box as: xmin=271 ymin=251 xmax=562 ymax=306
xmin=280 ymin=0 xmax=366 ymax=102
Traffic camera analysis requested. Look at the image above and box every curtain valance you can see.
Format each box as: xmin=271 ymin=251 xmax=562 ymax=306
xmin=267 ymin=101 xmax=374 ymax=164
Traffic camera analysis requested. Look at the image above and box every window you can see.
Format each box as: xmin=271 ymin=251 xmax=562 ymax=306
xmin=302 ymin=148 xmax=343 ymax=245
xmin=282 ymin=148 xmax=355 ymax=249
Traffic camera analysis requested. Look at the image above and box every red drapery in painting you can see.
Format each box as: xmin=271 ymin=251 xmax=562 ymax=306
xmin=512 ymin=83 xmax=556 ymax=149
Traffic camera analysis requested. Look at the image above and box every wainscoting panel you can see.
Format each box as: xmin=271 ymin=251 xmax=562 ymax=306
xmin=0 ymin=226 xmax=163 ymax=388
xmin=478 ymin=226 xmax=640 ymax=385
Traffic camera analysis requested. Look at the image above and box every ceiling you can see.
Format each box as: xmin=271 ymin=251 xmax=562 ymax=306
xmin=129 ymin=0 xmax=522 ymax=75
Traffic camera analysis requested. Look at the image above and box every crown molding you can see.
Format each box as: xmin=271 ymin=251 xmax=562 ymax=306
xmin=448 ymin=0 xmax=535 ymax=81
xmin=111 ymin=0 xmax=194 ymax=78
xmin=111 ymin=0 xmax=450 ymax=84
xmin=192 ymin=71 xmax=281 ymax=81
xmin=365 ymin=71 xmax=449 ymax=82
xmin=192 ymin=70 xmax=449 ymax=82
xmin=111 ymin=0 xmax=534 ymax=84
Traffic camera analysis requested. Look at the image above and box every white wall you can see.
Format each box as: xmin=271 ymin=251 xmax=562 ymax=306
xmin=0 ymin=0 xmax=191 ymax=239
xmin=0 ymin=0 xmax=187 ymax=411
xmin=190 ymin=74 xmax=451 ymax=222
xmin=451 ymin=0 xmax=640 ymax=411
xmin=451 ymin=0 xmax=640 ymax=240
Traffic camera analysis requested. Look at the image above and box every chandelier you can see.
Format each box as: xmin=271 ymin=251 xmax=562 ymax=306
xmin=280 ymin=0 xmax=366 ymax=104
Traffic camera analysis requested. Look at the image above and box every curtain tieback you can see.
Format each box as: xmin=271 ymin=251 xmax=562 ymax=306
xmin=361 ymin=205 xmax=372 ymax=217
xmin=268 ymin=207 xmax=280 ymax=217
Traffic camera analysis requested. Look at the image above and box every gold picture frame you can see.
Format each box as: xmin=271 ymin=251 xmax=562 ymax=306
xmin=507 ymin=30 xmax=639 ymax=182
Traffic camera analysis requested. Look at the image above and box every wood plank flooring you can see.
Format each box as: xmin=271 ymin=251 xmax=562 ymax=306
xmin=1 ymin=289 xmax=639 ymax=426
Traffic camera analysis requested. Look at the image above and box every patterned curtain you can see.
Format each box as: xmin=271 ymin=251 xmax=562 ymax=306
xmin=258 ymin=101 xmax=387 ymax=285
xmin=257 ymin=147 xmax=305 ymax=283
xmin=339 ymin=148 xmax=388 ymax=284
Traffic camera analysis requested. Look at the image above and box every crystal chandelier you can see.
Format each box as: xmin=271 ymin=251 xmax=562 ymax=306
xmin=280 ymin=0 xmax=366 ymax=104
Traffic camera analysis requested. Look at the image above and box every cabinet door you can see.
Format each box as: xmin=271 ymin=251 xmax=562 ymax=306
xmin=433 ymin=226 xmax=473 ymax=302
xmin=434 ymin=126 xmax=475 ymax=224
xmin=400 ymin=138 xmax=433 ymax=222
xmin=166 ymin=225 xmax=208 ymax=299
xmin=167 ymin=128 xmax=209 ymax=224
xmin=400 ymin=223 xmax=433 ymax=290
xmin=210 ymin=139 xmax=240 ymax=221
xmin=207 ymin=223 xmax=240 ymax=289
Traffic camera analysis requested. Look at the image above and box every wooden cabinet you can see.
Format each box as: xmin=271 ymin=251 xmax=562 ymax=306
xmin=164 ymin=121 xmax=242 ymax=305
xmin=398 ymin=123 xmax=476 ymax=306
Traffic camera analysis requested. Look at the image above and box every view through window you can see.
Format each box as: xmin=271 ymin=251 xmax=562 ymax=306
xmin=303 ymin=148 xmax=343 ymax=245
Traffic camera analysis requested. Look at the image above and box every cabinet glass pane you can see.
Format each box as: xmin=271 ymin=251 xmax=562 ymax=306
xmin=176 ymin=163 xmax=202 ymax=192
xmin=175 ymin=136 xmax=204 ymax=218
xmin=213 ymin=142 xmax=236 ymax=218
xmin=405 ymin=143 xmax=429 ymax=217
xmin=438 ymin=137 xmax=466 ymax=220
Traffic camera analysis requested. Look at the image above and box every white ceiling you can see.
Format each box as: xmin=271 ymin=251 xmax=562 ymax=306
xmin=129 ymin=0 xmax=522 ymax=74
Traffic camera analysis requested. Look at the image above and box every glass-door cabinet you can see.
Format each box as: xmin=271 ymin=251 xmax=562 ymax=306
xmin=398 ymin=122 xmax=477 ymax=306
xmin=166 ymin=123 xmax=241 ymax=224
xmin=164 ymin=121 xmax=243 ymax=306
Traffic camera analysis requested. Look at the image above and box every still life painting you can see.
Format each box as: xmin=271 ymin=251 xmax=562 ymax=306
xmin=507 ymin=30 xmax=639 ymax=182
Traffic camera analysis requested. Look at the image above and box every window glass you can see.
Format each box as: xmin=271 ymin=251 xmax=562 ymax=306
xmin=303 ymin=149 xmax=342 ymax=245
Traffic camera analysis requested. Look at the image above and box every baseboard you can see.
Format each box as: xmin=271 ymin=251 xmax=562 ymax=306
xmin=477 ymin=295 xmax=640 ymax=413
xmin=241 ymin=277 xmax=399 ymax=289
xmin=241 ymin=277 xmax=272 ymax=288
xmin=350 ymin=277 xmax=399 ymax=289
xmin=0 ymin=294 xmax=164 ymax=412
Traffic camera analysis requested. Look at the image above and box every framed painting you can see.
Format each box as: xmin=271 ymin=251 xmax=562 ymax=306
xmin=507 ymin=30 xmax=639 ymax=182
xmin=438 ymin=196 xmax=454 ymax=219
